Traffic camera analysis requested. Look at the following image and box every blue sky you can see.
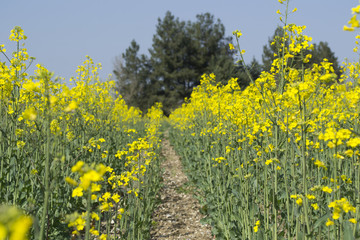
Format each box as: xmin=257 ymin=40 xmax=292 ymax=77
xmin=1 ymin=0 xmax=358 ymax=83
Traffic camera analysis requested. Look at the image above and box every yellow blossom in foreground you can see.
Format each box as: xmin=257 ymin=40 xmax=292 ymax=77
xmin=229 ymin=43 xmax=235 ymax=50
xmin=322 ymin=186 xmax=332 ymax=193
xmin=65 ymin=177 xmax=78 ymax=186
xmin=90 ymin=228 xmax=99 ymax=236
xmin=353 ymin=5 xmax=360 ymax=13
xmin=328 ymin=198 xmax=356 ymax=220
xmin=326 ymin=218 xmax=334 ymax=226
xmin=344 ymin=25 xmax=355 ymax=31
xmin=349 ymin=218 xmax=357 ymax=224
xmin=0 ymin=224 xmax=6 ymax=239
xmin=22 ymin=108 xmax=37 ymax=120
xmin=0 ymin=205 xmax=33 ymax=240
xmin=71 ymin=161 xmax=84 ymax=173
xmin=72 ymin=187 xmax=83 ymax=197
xmin=64 ymin=101 xmax=78 ymax=112
xmin=111 ymin=193 xmax=120 ymax=203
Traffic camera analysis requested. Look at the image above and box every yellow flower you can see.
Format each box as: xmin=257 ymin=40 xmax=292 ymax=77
xmin=102 ymin=192 xmax=111 ymax=201
xmin=229 ymin=43 xmax=235 ymax=50
xmin=64 ymin=101 xmax=78 ymax=112
xmin=232 ymin=30 xmax=242 ymax=38
xmin=296 ymin=197 xmax=303 ymax=206
xmin=0 ymin=224 xmax=6 ymax=240
xmin=265 ymin=159 xmax=273 ymax=165
xmin=253 ymin=225 xmax=259 ymax=232
xmin=100 ymin=234 xmax=107 ymax=240
xmin=80 ymin=170 xmax=102 ymax=190
xmin=328 ymin=198 xmax=356 ymax=220
xmin=292 ymin=8 xmax=298 ymax=13
xmin=314 ymin=160 xmax=327 ymax=169
xmin=306 ymin=194 xmax=316 ymax=200
xmin=349 ymin=218 xmax=357 ymax=224
xmin=347 ymin=137 xmax=360 ymax=148
xmin=290 ymin=194 xmax=297 ymax=199
xmin=344 ymin=25 xmax=355 ymax=31
xmin=91 ymin=212 xmax=100 ymax=221
xmin=326 ymin=218 xmax=334 ymax=226
xmin=111 ymin=193 xmax=120 ymax=203
xmin=90 ymin=228 xmax=99 ymax=236
xmin=349 ymin=15 xmax=360 ymax=28
xmin=71 ymin=161 xmax=84 ymax=173
xmin=91 ymin=183 xmax=101 ymax=192
xmin=322 ymin=186 xmax=332 ymax=193
xmin=10 ymin=215 xmax=33 ymax=240
xmin=65 ymin=177 xmax=78 ymax=186
xmin=16 ymin=141 xmax=25 ymax=149
xmin=311 ymin=203 xmax=319 ymax=210
xmin=22 ymin=108 xmax=37 ymax=120
xmin=352 ymin=5 xmax=360 ymax=14
xmin=72 ymin=187 xmax=83 ymax=197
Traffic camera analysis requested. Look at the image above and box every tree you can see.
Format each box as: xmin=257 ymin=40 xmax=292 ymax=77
xmin=113 ymin=40 xmax=152 ymax=112
xmin=114 ymin=11 xmax=252 ymax=115
xmin=149 ymin=11 xmax=193 ymax=115
xmin=262 ymin=26 xmax=286 ymax=72
xmin=187 ymin=13 xmax=237 ymax=84
xmin=149 ymin=11 xmax=246 ymax=115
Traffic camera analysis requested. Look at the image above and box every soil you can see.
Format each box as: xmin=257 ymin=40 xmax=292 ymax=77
xmin=150 ymin=133 xmax=213 ymax=240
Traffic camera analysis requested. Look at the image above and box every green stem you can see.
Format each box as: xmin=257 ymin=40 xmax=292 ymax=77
xmin=39 ymin=73 xmax=51 ymax=240
xmin=85 ymin=189 xmax=91 ymax=240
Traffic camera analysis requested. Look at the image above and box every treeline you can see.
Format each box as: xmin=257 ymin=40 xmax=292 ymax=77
xmin=113 ymin=12 xmax=339 ymax=115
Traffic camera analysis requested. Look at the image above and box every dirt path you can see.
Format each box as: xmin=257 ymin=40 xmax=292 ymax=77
xmin=150 ymin=133 xmax=213 ymax=240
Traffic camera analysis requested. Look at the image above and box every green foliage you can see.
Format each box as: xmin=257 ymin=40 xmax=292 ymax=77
xmin=113 ymin=40 xmax=153 ymax=112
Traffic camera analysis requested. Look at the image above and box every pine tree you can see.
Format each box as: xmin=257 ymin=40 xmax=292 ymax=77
xmin=262 ymin=26 xmax=286 ymax=72
xmin=114 ymin=11 xmax=254 ymax=115
xmin=113 ymin=40 xmax=151 ymax=112
xmin=148 ymin=11 xmax=193 ymax=115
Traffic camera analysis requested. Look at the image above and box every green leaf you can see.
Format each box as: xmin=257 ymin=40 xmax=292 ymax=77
xmin=344 ymin=221 xmax=354 ymax=240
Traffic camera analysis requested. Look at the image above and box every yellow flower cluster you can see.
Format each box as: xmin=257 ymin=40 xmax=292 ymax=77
xmin=0 ymin=25 xmax=164 ymax=239
xmin=67 ymin=161 xmax=110 ymax=197
xmin=328 ymin=198 xmax=356 ymax=220
xmin=0 ymin=205 xmax=32 ymax=240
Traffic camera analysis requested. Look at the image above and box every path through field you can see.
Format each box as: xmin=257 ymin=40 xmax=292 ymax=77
xmin=150 ymin=132 xmax=213 ymax=240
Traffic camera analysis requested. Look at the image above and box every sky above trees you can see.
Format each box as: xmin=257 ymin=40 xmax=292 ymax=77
xmin=0 ymin=0 xmax=358 ymax=83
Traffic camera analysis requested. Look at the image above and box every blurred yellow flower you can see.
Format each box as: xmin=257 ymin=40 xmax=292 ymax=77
xmin=229 ymin=43 xmax=235 ymax=50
